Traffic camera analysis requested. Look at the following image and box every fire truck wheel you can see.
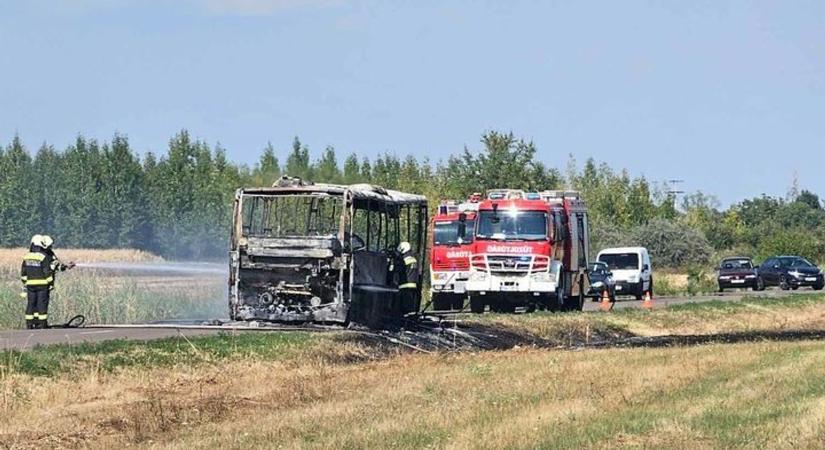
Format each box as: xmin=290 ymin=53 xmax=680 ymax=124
xmin=552 ymin=278 xmax=566 ymax=312
xmin=563 ymin=277 xmax=586 ymax=311
xmin=489 ymin=297 xmax=513 ymax=313
xmin=431 ymin=294 xmax=452 ymax=311
xmin=499 ymin=301 xmax=516 ymax=313
xmin=469 ymin=296 xmax=485 ymax=314
xmin=452 ymin=295 xmax=466 ymax=310
xmin=566 ymin=295 xmax=584 ymax=311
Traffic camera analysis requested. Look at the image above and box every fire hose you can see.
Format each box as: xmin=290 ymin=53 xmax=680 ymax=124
xmin=49 ymin=314 xmax=86 ymax=329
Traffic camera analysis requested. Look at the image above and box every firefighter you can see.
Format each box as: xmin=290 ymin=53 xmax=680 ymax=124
xmin=21 ymin=235 xmax=72 ymax=329
xmin=396 ymin=241 xmax=420 ymax=314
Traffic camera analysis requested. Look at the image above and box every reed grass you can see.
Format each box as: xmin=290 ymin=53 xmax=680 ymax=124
xmin=0 ymin=249 xmax=224 ymax=328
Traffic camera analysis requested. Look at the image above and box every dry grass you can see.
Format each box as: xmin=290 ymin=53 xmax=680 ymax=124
xmin=2 ymin=337 xmax=825 ymax=449
xmin=0 ymin=248 xmax=162 ymax=266
xmin=658 ymin=272 xmax=689 ymax=290
xmin=0 ymin=271 xmax=225 ymax=328
xmin=0 ymin=249 xmax=223 ymax=328
xmin=654 ymin=271 xmax=718 ymax=296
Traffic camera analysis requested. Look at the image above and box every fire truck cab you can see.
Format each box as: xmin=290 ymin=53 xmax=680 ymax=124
xmin=466 ymin=189 xmax=591 ymax=313
xmin=429 ymin=198 xmax=479 ymax=311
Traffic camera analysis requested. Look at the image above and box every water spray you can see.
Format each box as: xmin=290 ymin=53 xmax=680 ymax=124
xmin=72 ymin=261 xmax=228 ymax=275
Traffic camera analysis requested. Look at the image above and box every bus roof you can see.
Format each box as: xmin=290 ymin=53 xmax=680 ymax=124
xmin=239 ymin=181 xmax=427 ymax=206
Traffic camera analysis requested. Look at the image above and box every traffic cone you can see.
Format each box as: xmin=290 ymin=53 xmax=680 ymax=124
xmin=599 ymin=289 xmax=613 ymax=312
xmin=641 ymin=290 xmax=654 ymax=310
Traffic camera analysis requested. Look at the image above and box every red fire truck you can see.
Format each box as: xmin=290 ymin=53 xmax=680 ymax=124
xmin=465 ymin=190 xmax=591 ymax=313
xmin=429 ymin=198 xmax=479 ymax=311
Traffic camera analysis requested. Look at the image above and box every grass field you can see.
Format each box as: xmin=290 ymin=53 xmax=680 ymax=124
xmin=3 ymin=295 xmax=825 ymax=449
xmin=0 ymin=248 xmax=225 ymax=328
xmin=474 ymin=294 xmax=825 ymax=342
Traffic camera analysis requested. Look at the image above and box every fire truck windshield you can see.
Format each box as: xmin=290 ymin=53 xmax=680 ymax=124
xmin=434 ymin=220 xmax=475 ymax=245
xmin=476 ymin=210 xmax=547 ymax=241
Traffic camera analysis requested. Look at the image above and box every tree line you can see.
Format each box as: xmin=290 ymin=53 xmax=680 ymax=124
xmin=2 ymin=130 xmax=823 ymax=265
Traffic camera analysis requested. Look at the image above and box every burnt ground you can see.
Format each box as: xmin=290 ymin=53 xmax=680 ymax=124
xmin=340 ymin=316 xmax=825 ymax=354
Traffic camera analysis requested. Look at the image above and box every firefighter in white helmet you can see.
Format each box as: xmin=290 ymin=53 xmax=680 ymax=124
xmin=20 ymin=235 xmax=74 ymax=329
xmin=395 ymin=241 xmax=420 ymax=313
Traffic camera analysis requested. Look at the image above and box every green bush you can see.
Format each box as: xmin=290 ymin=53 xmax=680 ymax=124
xmin=633 ymin=220 xmax=713 ymax=268
xmin=652 ymin=275 xmax=681 ymax=296
xmin=686 ymin=265 xmax=716 ymax=296
xmin=589 ymin=221 xmax=632 ymax=259
xmin=590 ymin=219 xmax=713 ymax=269
xmin=755 ymin=228 xmax=825 ymax=263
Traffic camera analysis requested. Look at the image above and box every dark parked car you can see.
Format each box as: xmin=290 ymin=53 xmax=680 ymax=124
xmin=758 ymin=256 xmax=824 ymax=291
xmin=588 ymin=261 xmax=616 ymax=301
xmin=717 ymin=257 xmax=763 ymax=292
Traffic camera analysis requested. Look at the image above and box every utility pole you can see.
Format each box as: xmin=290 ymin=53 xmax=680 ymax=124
xmin=787 ymin=170 xmax=800 ymax=201
xmin=667 ymin=179 xmax=685 ymax=210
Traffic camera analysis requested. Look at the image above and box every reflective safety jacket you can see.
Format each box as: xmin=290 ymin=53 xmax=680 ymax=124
xmin=20 ymin=249 xmax=56 ymax=289
xmin=399 ymin=252 xmax=419 ymax=290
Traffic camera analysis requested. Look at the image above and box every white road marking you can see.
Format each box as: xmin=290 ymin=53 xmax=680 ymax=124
xmin=77 ymin=330 xmax=115 ymax=335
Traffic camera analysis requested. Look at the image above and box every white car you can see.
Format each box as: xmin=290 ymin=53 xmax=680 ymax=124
xmin=596 ymin=247 xmax=652 ymax=299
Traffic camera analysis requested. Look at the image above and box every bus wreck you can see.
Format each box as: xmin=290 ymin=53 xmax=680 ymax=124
xmin=229 ymin=177 xmax=428 ymax=325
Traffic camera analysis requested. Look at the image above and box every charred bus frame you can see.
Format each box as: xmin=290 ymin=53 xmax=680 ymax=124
xmin=229 ymin=179 xmax=428 ymax=324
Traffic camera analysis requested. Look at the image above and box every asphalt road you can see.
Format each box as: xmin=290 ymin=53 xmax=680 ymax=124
xmin=0 ymin=288 xmax=804 ymax=351
xmin=0 ymin=328 xmax=238 ymax=351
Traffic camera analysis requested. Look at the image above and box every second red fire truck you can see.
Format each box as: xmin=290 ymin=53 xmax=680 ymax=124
xmin=429 ymin=197 xmax=479 ymax=311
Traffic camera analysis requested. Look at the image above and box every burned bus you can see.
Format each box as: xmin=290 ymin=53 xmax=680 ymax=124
xmin=229 ymin=177 xmax=428 ymax=325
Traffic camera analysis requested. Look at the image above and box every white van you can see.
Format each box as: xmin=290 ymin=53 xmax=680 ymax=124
xmin=596 ymin=247 xmax=652 ymax=299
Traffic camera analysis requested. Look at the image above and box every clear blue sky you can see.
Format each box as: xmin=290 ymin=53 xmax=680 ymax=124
xmin=1 ymin=0 xmax=823 ymax=205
